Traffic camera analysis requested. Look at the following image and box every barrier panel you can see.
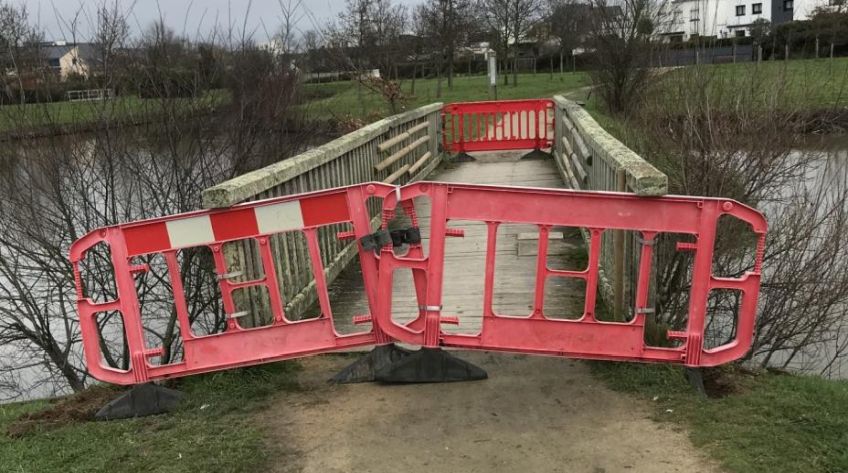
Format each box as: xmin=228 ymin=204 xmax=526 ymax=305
xmin=70 ymin=183 xmax=396 ymax=384
xmin=442 ymin=99 xmax=554 ymax=154
xmin=369 ymin=182 xmax=766 ymax=367
xmin=72 ymin=181 xmax=766 ymax=385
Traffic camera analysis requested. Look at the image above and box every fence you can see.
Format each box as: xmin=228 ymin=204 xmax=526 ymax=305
xmin=552 ymin=95 xmax=668 ymax=320
xmin=66 ymin=89 xmax=115 ymax=102
xmin=202 ymin=103 xmax=444 ymax=324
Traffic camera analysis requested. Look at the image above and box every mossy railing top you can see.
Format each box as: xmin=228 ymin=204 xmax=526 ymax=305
xmin=552 ymin=95 xmax=667 ymax=196
xmin=202 ymin=102 xmax=443 ymax=208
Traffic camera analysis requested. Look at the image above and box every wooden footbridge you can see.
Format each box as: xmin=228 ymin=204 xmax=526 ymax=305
xmin=71 ymin=96 xmax=766 ymax=388
xmin=200 ymin=96 xmax=670 ymax=356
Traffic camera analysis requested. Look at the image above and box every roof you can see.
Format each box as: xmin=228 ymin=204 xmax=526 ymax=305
xmin=42 ymin=43 xmax=99 ymax=63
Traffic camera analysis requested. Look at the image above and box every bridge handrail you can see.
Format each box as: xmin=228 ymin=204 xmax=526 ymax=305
xmin=552 ymin=95 xmax=667 ymax=196
xmin=203 ymin=103 xmax=443 ymax=208
xmin=201 ymin=103 xmax=444 ymax=321
xmin=552 ymin=95 xmax=669 ymax=320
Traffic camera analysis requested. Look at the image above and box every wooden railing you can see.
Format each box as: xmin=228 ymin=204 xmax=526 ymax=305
xmin=202 ymin=103 xmax=444 ymax=324
xmin=552 ymin=95 xmax=668 ymax=320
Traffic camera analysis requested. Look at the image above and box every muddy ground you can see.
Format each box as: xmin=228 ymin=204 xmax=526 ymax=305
xmin=262 ymin=352 xmax=720 ymax=473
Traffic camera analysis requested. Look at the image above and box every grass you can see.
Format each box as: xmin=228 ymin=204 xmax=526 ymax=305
xmin=0 ymin=90 xmax=228 ymax=134
xmin=303 ymin=72 xmax=591 ymax=121
xmin=0 ymin=362 xmax=300 ymax=473
xmin=591 ymin=362 xmax=848 ymax=473
xmin=647 ymin=57 xmax=848 ymax=114
xmin=583 ymin=58 xmax=848 ymax=473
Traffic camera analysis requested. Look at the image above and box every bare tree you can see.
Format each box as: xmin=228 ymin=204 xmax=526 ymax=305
xmin=547 ymin=0 xmax=589 ymax=73
xmin=276 ymin=0 xmax=305 ymax=56
xmin=629 ymin=64 xmax=848 ymax=375
xmin=587 ymin=0 xmax=670 ymax=114
xmin=325 ymin=0 xmax=409 ymax=114
xmin=0 ymin=5 xmax=309 ymax=399
xmin=416 ymin=0 xmax=472 ymax=93
xmin=478 ymin=0 xmax=543 ymax=86
xmin=0 ymin=4 xmax=43 ymax=105
xmin=93 ymin=0 xmax=130 ymax=84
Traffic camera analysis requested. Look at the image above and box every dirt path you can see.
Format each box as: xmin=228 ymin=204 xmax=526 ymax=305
xmin=263 ymin=352 xmax=720 ymax=473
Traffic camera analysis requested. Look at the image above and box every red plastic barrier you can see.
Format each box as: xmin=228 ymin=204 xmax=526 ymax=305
xmin=370 ymin=182 xmax=766 ymax=367
xmin=71 ymin=181 xmax=767 ymax=385
xmin=70 ymin=183 xmax=396 ymax=384
xmin=442 ymin=99 xmax=554 ymax=154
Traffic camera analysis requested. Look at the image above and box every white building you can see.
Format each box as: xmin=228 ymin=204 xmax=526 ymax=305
xmin=663 ymin=0 xmax=842 ymax=41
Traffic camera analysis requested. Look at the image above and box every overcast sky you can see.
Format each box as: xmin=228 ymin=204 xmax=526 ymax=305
xmin=30 ymin=0 xmax=424 ymax=42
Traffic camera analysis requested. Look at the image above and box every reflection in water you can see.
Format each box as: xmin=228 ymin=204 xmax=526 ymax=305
xmin=0 ymin=127 xmax=329 ymax=403
xmin=761 ymin=135 xmax=848 ymax=379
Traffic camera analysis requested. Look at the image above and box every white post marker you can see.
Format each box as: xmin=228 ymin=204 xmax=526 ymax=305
xmin=488 ymin=51 xmax=497 ymax=100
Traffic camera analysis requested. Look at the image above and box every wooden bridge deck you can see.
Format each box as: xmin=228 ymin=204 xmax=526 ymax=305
xmin=327 ymin=151 xmax=589 ymax=337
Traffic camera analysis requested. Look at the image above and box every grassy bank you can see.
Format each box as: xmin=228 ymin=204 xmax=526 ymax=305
xmin=645 ymin=58 xmax=848 ymax=116
xmin=592 ymin=362 xmax=848 ymax=473
xmin=0 ymin=362 xmax=299 ymax=472
xmin=303 ymin=72 xmax=590 ymax=121
xmin=582 ymin=57 xmax=848 ymax=473
xmin=0 ymin=90 xmax=227 ymax=135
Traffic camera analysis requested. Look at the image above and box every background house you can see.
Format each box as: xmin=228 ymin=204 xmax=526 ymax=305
xmin=663 ymin=0 xmax=843 ymax=40
xmin=42 ymin=42 xmax=98 ymax=80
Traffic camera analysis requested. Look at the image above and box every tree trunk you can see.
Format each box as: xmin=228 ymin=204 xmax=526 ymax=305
xmin=560 ymin=50 xmax=564 ymax=74
xmin=436 ymin=58 xmax=443 ymax=98
xmin=448 ymin=48 xmax=454 ymax=89
xmin=512 ymin=51 xmax=518 ymax=87
xmin=47 ymin=341 xmax=85 ymax=392
xmin=411 ymin=60 xmax=417 ymax=95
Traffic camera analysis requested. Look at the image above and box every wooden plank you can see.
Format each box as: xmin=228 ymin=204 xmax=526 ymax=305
xmin=202 ymin=103 xmax=443 ymax=207
xmin=382 ymin=164 xmax=411 ymax=184
xmin=407 ymin=151 xmax=432 ymax=175
xmin=570 ymin=151 xmax=588 ymax=183
xmin=561 ymin=136 xmax=573 ymax=156
xmin=330 ymin=152 xmax=590 ymax=335
xmin=378 ymin=121 xmax=429 ymax=152
xmin=374 ymin=136 xmax=429 ymax=172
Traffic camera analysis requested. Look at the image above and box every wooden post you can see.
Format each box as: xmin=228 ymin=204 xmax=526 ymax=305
xmin=488 ymin=52 xmax=498 ymax=100
xmin=613 ymin=169 xmax=627 ymax=321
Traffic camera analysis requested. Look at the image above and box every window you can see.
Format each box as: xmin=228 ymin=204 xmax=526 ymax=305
xmin=735 ymin=30 xmax=746 ymax=37
xmin=736 ymin=5 xmax=746 ymax=15
xmin=690 ymin=7 xmax=700 ymax=20
xmin=783 ymin=0 xmax=793 ymax=10
xmin=752 ymin=3 xmax=762 ymax=13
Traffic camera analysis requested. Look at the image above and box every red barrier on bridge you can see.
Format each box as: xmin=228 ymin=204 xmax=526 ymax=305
xmin=70 ymin=183 xmax=396 ymax=385
xmin=371 ymin=182 xmax=766 ymax=367
xmin=442 ymin=99 xmax=554 ymax=154
xmin=71 ymin=181 xmax=766 ymax=385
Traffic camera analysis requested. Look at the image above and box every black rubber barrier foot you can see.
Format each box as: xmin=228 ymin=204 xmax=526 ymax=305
xmin=520 ymin=149 xmax=551 ymax=160
xmin=375 ymin=348 xmax=488 ymax=383
xmin=453 ymin=152 xmax=476 ymax=162
xmin=329 ymin=344 xmax=413 ymax=384
xmin=95 ymin=383 xmax=183 ymax=420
